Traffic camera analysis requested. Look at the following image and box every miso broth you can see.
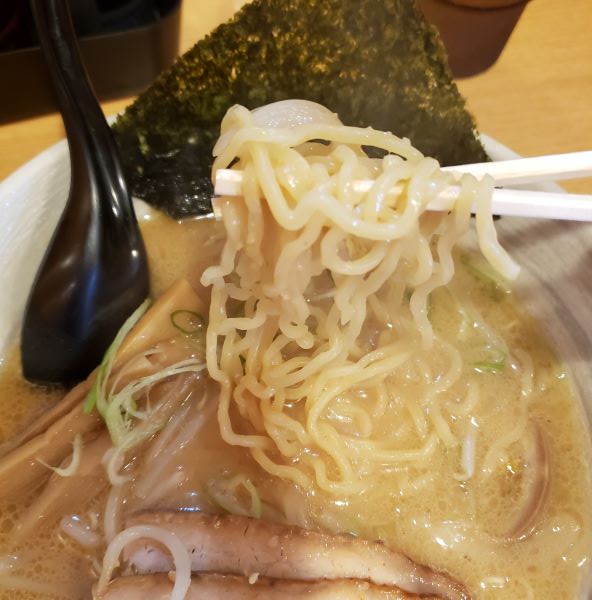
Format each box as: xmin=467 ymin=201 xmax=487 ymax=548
xmin=0 ymin=215 xmax=590 ymax=599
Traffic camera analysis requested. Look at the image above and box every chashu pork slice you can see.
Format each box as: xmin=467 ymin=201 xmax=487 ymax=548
xmin=98 ymin=574 xmax=440 ymax=600
xmin=124 ymin=512 xmax=470 ymax=600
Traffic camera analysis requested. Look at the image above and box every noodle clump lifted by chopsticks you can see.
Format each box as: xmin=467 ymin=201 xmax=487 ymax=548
xmin=202 ymin=100 xmax=518 ymax=495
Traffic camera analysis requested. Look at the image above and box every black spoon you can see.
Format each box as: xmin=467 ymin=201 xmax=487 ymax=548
xmin=22 ymin=0 xmax=149 ymax=385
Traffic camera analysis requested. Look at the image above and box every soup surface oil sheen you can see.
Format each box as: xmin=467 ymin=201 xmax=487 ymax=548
xmin=0 ymin=215 xmax=590 ymax=599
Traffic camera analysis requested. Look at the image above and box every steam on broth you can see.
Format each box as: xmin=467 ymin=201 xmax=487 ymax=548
xmin=0 ymin=101 xmax=591 ymax=599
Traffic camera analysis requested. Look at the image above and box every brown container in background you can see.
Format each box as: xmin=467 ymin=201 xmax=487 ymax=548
xmin=419 ymin=0 xmax=529 ymax=78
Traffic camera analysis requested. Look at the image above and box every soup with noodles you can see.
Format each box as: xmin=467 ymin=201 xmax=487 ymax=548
xmin=0 ymin=100 xmax=590 ymax=600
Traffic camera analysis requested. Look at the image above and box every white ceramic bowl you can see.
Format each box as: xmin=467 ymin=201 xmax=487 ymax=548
xmin=0 ymin=133 xmax=591 ymax=597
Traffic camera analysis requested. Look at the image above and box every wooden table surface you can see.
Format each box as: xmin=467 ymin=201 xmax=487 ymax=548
xmin=1 ymin=0 xmax=590 ymax=194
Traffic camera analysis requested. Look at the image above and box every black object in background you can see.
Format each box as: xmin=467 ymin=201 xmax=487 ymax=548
xmin=0 ymin=0 xmax=181 ymax=124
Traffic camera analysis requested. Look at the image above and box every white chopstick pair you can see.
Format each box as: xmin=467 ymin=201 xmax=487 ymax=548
xmin=214 ymin=150 xmax=592 ymax=222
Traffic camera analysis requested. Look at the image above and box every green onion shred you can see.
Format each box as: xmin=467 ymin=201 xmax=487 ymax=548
xmin=170 ymin=309 xmax=204 ymax=336
xmin=84 ymin=299 xmax=151 ymax=415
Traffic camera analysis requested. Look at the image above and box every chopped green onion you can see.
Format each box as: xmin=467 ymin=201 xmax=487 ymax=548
xmin=207 ymin=473 xmax=262 ymax=519
xmin=37 ymin=434 xmax=83 ymax=477
xmin=461 ymin=253 xmax=510 ymax=302
xmin=83 ymin=298 xmax=206 ymax=450
xmin=474 ymin=349 xmax=506 ymax=374
xmin=104 ymin=358 xmax=205 ymax=449
xmin=242 ymin=478 xmax=262 ymax=519
xmin=84 ymin=300 xmax=151 ymax=415
xmin=170 ymin=309 xmax=204 ymax=336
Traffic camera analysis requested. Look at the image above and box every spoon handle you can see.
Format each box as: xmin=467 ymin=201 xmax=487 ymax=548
xmin=22 ymin=0 xmax=149 ymax=384
xmin=31 ymin=0 xmax=136 ymax=230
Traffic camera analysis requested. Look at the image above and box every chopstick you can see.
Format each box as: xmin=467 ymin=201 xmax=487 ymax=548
xmin=214 ymin=150 xmax=592 ymax=222
xmin=444 ymin=151 xmax=592 ymax=186
xmin=214 ymin=170 xmax=592 ymax=221
xmin=434 ymin=187 xmax=592 ymax=221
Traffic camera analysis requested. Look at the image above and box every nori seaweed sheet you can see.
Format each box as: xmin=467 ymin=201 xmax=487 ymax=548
xmin=113 ymin=0 xmax=488 ymax=219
